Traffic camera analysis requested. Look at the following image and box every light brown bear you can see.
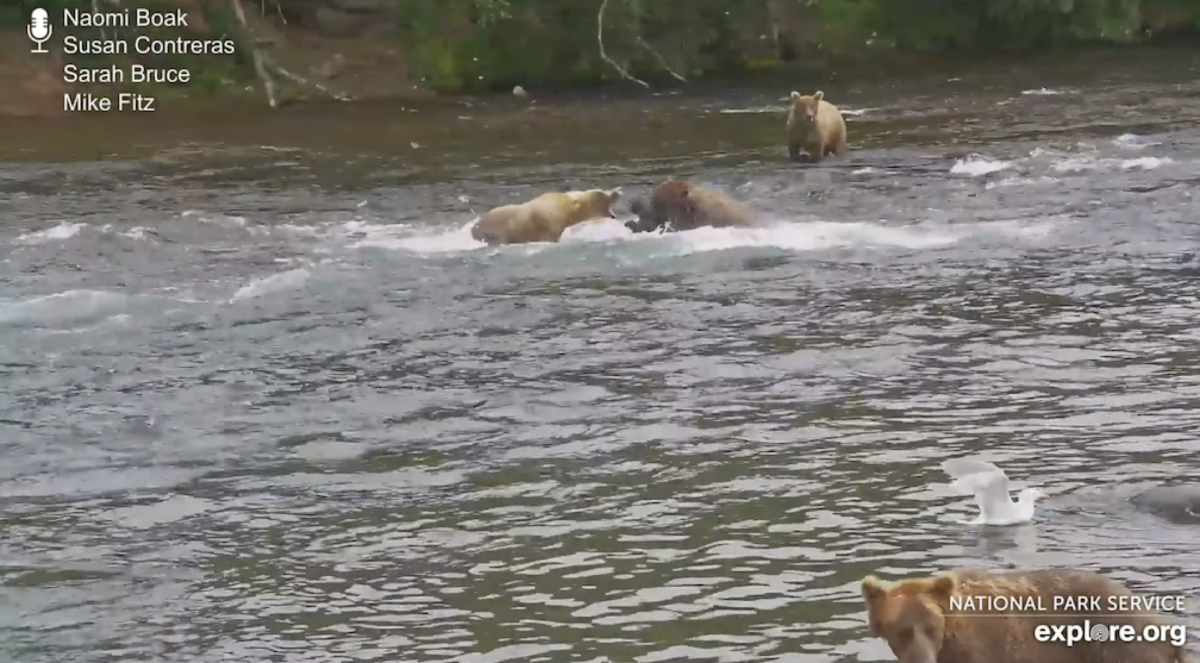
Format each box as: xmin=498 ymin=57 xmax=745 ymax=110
xmin=786 ymin=90 xmax=847 ymax=163
xmin=862 ymin=569 xmax=1191 ymax=663
xmin=470 ymin=187 xmax=622 ymax=245
xmin=625 ymin=180 xmax=755 ymax=234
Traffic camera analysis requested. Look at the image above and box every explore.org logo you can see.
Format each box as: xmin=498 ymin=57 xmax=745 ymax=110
xmin=1033 ymin=620 xmax=1188 ymax=648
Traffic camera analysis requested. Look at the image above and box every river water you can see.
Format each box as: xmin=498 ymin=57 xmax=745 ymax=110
xmin=2 ymin=50 xmax=1199 ymax=663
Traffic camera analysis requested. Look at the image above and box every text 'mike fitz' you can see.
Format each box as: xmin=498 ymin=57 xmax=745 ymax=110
xmin=28 ymin=7 xmax=53 ymax=54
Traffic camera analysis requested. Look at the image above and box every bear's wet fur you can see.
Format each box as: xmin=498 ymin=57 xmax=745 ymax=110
xmin=786 ymin=90 xmax=847 ymax=163
xmin=861 ymin=569 xmax=1191 ymax=663
xmin=470 ymin=188 xmax=621 ymax=245
xmin=624 ymin=179 xmax=755 ymax=234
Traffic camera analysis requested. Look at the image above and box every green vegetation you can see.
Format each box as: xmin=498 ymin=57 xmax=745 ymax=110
xmin=394 ymin=0 xmax=1200 ymax=92
xmin=2 ymin=0 xmax=1198 ymax=99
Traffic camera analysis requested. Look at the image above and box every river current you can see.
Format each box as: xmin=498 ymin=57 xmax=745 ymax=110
xmin=2 ymin=50 xmax=1199 ymax=663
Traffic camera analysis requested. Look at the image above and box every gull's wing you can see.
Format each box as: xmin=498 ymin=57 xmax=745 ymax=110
xmin=941 ymin=458 xmax=1014 ymax=517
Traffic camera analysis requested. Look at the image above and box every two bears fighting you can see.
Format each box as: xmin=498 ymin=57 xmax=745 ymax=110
xmin=470 ymin=89 xmax=845 ymax=246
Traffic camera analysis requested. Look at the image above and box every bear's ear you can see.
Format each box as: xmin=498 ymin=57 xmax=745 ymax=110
xmin=609 ymin=186 xmax=622 ymax=200
xmin=929 ymin=574 xmax=957 ymax=599
xmin=790 ymin=91 xmax=802 ymax=104
xmin=862 ymin=575 xmax=888 ymax=603
xmin=812 ymin=91 xmax=824 ymax=103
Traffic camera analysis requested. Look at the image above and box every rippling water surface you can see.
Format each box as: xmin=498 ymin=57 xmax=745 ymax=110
xmin=2 ymin=50 xmax=1200 ymax=663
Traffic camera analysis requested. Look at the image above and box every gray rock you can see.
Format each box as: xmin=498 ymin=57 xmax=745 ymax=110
xmin=331 ymin=0 xmax=390 ymax=12
xmin=1130 ymin=485 xmax=1200 ymax=524
xmin=313 ymin=6 xmax=373 ymax=37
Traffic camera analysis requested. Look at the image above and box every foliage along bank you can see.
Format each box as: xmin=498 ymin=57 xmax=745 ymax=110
xmin=399 ymin=0 xmax=1200 ymax=92
xmin=2 ymin=0 xmax=1198 ymax=104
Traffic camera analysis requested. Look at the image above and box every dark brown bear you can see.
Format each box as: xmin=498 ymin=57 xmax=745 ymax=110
xmin=625 ymin=180 xmax=755 ymax=234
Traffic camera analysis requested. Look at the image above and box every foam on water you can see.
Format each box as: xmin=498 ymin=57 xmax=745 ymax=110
xmin=119 ymin=226 xmax=156 ymax=241
xmin=16 ymin=222 xmax=88 ymax=243
xmin=1051 ymin=154 xmax=1175 ymax=173
xmin=229 ymin=268 xmax=312 ymax=303
xmin=651 ymin=220 xmax=963 ymax=254
xmin=984 ymin=175 xmax=1059 ymax=190
xmin=1113 ymin=133 xmax=1160 ymax=150
xmin=950 ymin=154 xmax=1012 ymax=176
xmin=7 ymin=135 xmax=1178 ymax=287
xmin=350 ymin=220 xmax=481 ymax=254
xmin=181 ymin=210 xmax=248 ymax=227
xmin=720 ymin=105 xmax=875 ymax=116
xmin=330 ymin=213 xmax=1069 ymax=261
xmin=1120 ymin=156 xmax=1173 ymax=171
xmin=0 ymin=289 xmax=204 ymax=330
xmin=718 ymin=106 xmax=785 ymax=115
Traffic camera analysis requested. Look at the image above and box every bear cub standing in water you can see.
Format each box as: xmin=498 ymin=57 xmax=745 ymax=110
xmin=786 ymin=90 xmax=847 ymax=163
xmin=470 ymin=187 xmax=621 ymax=245
xmin=625 ymin=180 xmax=755 ymax=234
xmin=862 ymin=569 xmax=1191 ymax=663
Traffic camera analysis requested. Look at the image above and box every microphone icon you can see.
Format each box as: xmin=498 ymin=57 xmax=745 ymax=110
xmin=28 ymin=8 xmax=53 ymax=54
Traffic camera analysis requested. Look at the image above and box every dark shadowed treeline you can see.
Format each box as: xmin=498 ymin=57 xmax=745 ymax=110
xmin=387 ymin=0 xmax=1200 ymax=91
xmin=2 ymin=0 xmax=1198 ymax=99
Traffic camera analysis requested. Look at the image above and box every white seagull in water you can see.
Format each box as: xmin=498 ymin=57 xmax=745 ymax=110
xmin=941 ymin=457 xmax=1044 ymax=526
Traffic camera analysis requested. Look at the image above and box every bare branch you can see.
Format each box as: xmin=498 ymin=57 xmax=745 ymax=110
xmin=92 ymin=0 xmax=106 ymax=40
xmin=596 ymin=0 xmax=649 ymax=88
xmin=636 ymin=35 xmax=687 ymax=82
xmin=262 ymin=54 xmax=354 ymax=102
xmin=229 ymin=0 xmax=278 ymax=107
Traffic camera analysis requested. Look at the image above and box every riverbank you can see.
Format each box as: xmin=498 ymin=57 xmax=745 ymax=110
xmin=3 ymin=45 xmax=1197 ymax=168
xmin=1 ymin=0 xmax=1198 ymax=118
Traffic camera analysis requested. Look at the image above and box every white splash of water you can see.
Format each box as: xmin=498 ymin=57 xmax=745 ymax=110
xmin=348 ymin=220 xmax=480 ymax=253
xmin=182 ymin=210 xmax=247 ymax=227
xmin=356 ymin=216 xmax=976 ymax=258
xmin=1121 ymin=156 xmax=1172 ymax=171
xmin=229 ymin=268 xmax=311 ymax=302
xmin=0 ymin=290 xmax=174 ymax=329
xmin=1112 ymin=133 xmax=1162 ymax=150
xmin=720 ymin=105 xmax=874 ymax=116
xmin=984 ymin=176 xmax=1059 ymax=190
xmin=558 ymin=218 xmax=635 ymax=243
xmin=950 ymin=155 xmax=1011 ymax=177
xmin=1052 ymin=156 xmax=1103 ymax=173
xmin=17 ymin=221 xmax=87 ymax=243
xmin=658 ymin=220 xmax=962 ymax=255
xmin=272 ymin=224 xmax=325 ymax=238
xmin=719 ymin=106 xmax=786 ymax=114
